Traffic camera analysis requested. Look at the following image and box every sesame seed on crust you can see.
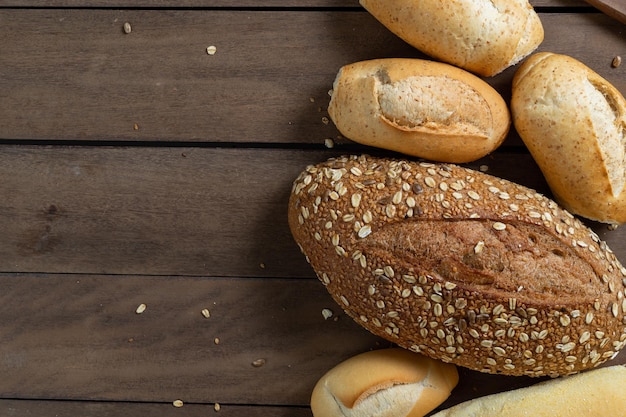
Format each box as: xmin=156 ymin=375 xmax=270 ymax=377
xmin=288 ymin=155 xmax=626 ymax=377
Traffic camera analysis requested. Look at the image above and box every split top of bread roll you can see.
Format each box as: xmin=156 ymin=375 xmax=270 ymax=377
xmin=328 ymin=59 xmax=510 ymax=163
xmin=289 ymin=155 xmax=626 ymax=377
xmin=512 ymin=52 xmax=626 ymax=225
xmin=311 ymin=348 xmax=458 ymax=417
xmin=432 ymin=365 xmax=626 ymax=417
xmin=360 ymin=0 xmax=544 ymax=76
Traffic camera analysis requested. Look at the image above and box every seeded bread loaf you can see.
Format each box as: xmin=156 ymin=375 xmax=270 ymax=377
xmin=310 ymin=348 xmax=458 ymax=417
xmin=328 ymin=59 xmax=510 ymax=163
xmin=511 ymin=52 xmax=626 ymax=225
xmin=288 ymin=155 xmax=626 ymax=377
xmin=431 ymin=365 xmax=626 ymax=417
xmin=359 ymin=0 xmax=544 ymax=77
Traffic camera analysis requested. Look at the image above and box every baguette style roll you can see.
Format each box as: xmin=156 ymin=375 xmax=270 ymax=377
xmin=311 ymin=348 xmax=459 ymax=417
xmin=511 ymin=52 xmax=626 ymax=225
xmin=360 ymin=0 xmax=544 ymax=77
xmin=288 ymin=155 xmax=626 ymax=377
xmin=432 ymin=365 xmax=626 ymax=417
xmin=328 ymin=59 xmax=510 ymax=163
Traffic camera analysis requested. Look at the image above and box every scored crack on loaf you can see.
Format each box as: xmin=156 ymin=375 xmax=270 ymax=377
xmin=310 ymin=348 xmax=458 ymax=417
xmin=288 ymin=155 xmax=626 ymax=377
xmin=359 ymin=0 xmax=544 ymax=77
xmin=328 ymin=58 xmax=511 ymax=163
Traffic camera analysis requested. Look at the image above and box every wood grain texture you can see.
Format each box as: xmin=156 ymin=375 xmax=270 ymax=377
xmin=0 ymin=146 xmax=314 ymax=277
xmin=0 ymin=274 xmax=388 ymax=405
xmin=0 ymin=0 xmax=592 ymax=8
xmin=0 ymin=400 xmax=312 ymax=417
xmin=0 ymin=273 xmax=623 ymax=409
xmin=1 ymin=10 xmax=624 ymax=144
xmin=1 ymin=146 xmax=624 ymax=278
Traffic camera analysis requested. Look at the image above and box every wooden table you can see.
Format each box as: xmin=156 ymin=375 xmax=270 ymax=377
xmin=0 ymin=1 xmax=624 ymax=415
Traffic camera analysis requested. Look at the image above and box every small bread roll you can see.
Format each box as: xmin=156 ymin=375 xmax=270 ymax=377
xmin=511 ymin=52 xmax=626 ymax=225
xmin=360 ymin=0 xmax=544 ymax=77
xmin=328 ymin=59 xmax=510 ymax=163
xmin=432 ymin=365 xmax=626 ymax=417
xmin=311 ymin=348 xmax=459 ymax=417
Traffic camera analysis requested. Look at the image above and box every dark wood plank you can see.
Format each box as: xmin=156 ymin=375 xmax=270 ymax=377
xmin=0 ymin=0 xmax=592 ymax=9
xmin=1 ymin=146 xmax=624 ymax=278
xmin=1 ymin=10 xmax=623 ymax=144
xmin=0 ymin=273 xmax=623 ymax=409
xmin=0 ymin=400 xmax=312 ymax=417
xmin=0 ymin=274 xmax=388 ymax=405
xmin=0 ymin=146 xmax=315 ymax=277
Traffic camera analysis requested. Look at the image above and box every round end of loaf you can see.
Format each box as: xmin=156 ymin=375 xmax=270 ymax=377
xmin=289 ymin=155 xmax=626 ymax=377
xmin=505 ymin=6 xmax=545 ymax=71
xmin=310 ymin=348 xmax=459 ymax=417
xmin=511 ymin=52 xmax=626 ymax=225
xmin=328 ymin=58 xmax=510 ymax=163
xmin=359 ymin=0 xmax=544 ymax=77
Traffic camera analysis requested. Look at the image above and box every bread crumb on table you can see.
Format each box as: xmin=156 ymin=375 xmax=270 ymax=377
xmin=251 ymin=358 xmax=266 ymax=367
xmin=612 ymin=56 xmax=621 ymax=68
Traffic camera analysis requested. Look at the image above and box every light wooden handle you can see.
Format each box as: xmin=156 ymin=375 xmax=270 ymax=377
xmin=584 ymin=0 xmax=626 ymax=24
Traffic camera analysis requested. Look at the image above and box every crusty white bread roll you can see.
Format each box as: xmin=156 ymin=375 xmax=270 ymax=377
xmin=511 ymin=52 xmax=626 ymax=225
xmin=288 ymin=155 xmax=626 ymax=377
xmin=432 ymin=365 xmax=626 ymax=417
xmin=360 ymin=0 xmax=544 ymax=77
xmin=328 ymin=59 xmax=510 ymax=163
xmin=310 ymin=348 xmax=458 ymax=417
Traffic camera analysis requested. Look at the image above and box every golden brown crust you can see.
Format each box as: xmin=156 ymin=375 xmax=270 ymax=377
xmin=328 ymin=59 xmax=510 ymax=163
xmin=359 ymin=0 xmax=544 ymax=77
xmin=310 ymin=348 xmax=458 ymax=417
xmin=511 ymin=52 xmax=626 ymax=225
xmin=289 ymin=155 xmax=626 ymax=377
xmin=431 ymin=365 xmax=626 ymax=417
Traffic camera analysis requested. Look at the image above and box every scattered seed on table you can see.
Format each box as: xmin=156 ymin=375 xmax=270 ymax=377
xmin=135 ymin=303 xmax=146 ymax=314
xmin=612 ymin=56 xmax=622 ymax=68
xmin=252 ymin=358 xmax=266 ymax=367
xmin=123 ymin=22 xmax=132 ymax=34
xmin=173 ymin=399 xmax=183 ymax=408
xmin=322 ymin=308 xmax=333 ymax=320
xmin=201 ymin=308 xmax=211 ymax=318
xmin=324 ymin=138 xmax=335 ymax=148
xmin=214 ymin=403 xmax=221 ymax=412
xmin=214 ymin=337 xmax=220 ymax=345
xmin=206 ymin=45 xmax=217 ymax=55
